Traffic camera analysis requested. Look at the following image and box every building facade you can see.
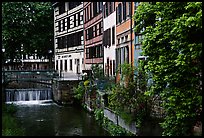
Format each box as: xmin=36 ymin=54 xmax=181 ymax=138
xmin=3 ymin=49 xmax=52 ymax=71
xmin=53 ymin=2 xmax=84 ymax=79
xmin=115 ymin=2 xmax=135 ymax=81
xmin=52 ymin=2 xmax=142 ymax=81
xmin=83 ymin=2 xmax=103 ymax=70
xmin=103 ymin=2 xmax=116 ymax=77
xmin=133 ymin=2 xmax=144 ymax=68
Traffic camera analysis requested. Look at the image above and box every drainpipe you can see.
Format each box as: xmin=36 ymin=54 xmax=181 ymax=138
xmin=130 ymin=2 xmax=133 ymax=66
xmin=83 ymin=2 xmax=85 ymax=71
xmin=102 ymin=2 xmax=105 ymax=76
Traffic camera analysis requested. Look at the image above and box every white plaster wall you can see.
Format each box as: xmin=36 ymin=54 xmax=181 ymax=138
xmin=55 ymin=49 xmax=84 ymax=74
xmin=103 ymin=5 xmax=116 ymax=75
xmin=54 ymin=3 xmax=84 ymax=77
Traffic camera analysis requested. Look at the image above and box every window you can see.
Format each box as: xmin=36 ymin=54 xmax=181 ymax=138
xmin=105 ymin=2 xmax=108 ymax=17
xmin=112 ymin=26 xmax=115 ymax=45
xmin=84 ymin=8 xmax=87 ymax=22
xmin=121 ymin=37 xmax=124 ymax=43
xmin=87 ymin=26 xmax=93 ymax=40
xmin=118 ymin=3 xmax=122 ymax=24
xmin=99 ymin=45 xmax=103 ymax=57
xmin=81 ymin=35 xmax=84 ymax=45
xmin=99 ymin=21 xmax=103 ymax=35
xmin=70 ymin=59 xmax=72 ymax=71
xmin=93 ymin=25 xmax=95 ymax=37
xmin=109 ymin=2 xmax=112 ymax=14
xmin=67 ymin=31 xmax=83 ymax=47
xmin=108 ymin=28 xmax=111 ymax=46
xmin=80 ymin=11 xmax=83 ymax=25
xmin=93 ymin=2 xmax=97 ymax=17
xmin=116 ymin=49 xmax=120 ymax=73
xmin=64 ymin=60 xmax=67 ymax=71
xmin=113 ymin=2 xmax=115 ymax=11
xmin=110 ymin=60 xmax=112 ymax=76
xmin=59 ymin=2 xmax=65 ymax=15
xmin=58 ymin=20 xmax=61 ymax=32
xmin=87 ymin=7 xmax=89 ymax=21
xmin=86 ymin=30 xmax=88 ymax=40
xmin=67 ymin=17 xmax=70 ymax=30
xmin=123 ymin=2 xmax=126 ymax=20
xmin=69 ymin=2 xmax=81 ymax=10
xmin=86 ymin=48 xmax=89 ymax=59
xmin=125 ymin=46 xmax=129 ymax=63
xmin=107 ymin=58 xmax=109 ymax=77
xmin=74 ymin=13 xmax=77 ymax=27
xmin=56 ymin=60 xmax=58 ymax=70
xmin=97 ymin=45 xmax=100 ymax=57
xmin=70 ymin=15 xmax=74 ymax=28
xmin=113 ymin=60 xmax=115 ymax=76
xmin=103 ymin=28 xmax=111 ymax=47
xmin=63 ymin=19 xmax=65 ymax=31
xmin=62 ymin=36 xmax=66 ymax=48
xmin=116 ymin=7 xmax=118 ymax=23
xmin=135 ymin=34 xmax=143 ymax=45
xmin=60 ymin=60 xmax=63 ymax=71
xmin=89 ymin=4 xmax=92 ymax=19
xmin=78 ymin=12 xmax=81 ymax=25
xmin=58 ymin=37 xmax=63 ymax=49
xmin=99 ymin=2 xmax=103 ymax=11
xmin=95 ymin=25 xmax=97 ymax=37
xmin=128 ymin=2 xmax=131 ymax=17
xmin=103 ymin=4 xmax=106 ymax=17
xmin=97 ymin=23 xmax=99 ymax=36
xmin=125 ymin=35 xmax=128 ymax=41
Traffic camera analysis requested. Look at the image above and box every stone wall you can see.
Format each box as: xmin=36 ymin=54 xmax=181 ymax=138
xmin=104 ymin=107 xmax=138 ymax=135
xmin=52 ymin=79 xmax=80 ymax=105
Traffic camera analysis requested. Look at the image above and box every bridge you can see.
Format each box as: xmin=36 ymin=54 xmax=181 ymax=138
xmin=2 ymin=70 xmax=58 ymax=86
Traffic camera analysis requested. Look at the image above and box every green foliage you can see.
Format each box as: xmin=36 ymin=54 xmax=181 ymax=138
xmin=2 ymin=104 xmax=25 ymax=136
xmin=108 ymin=63 xmax=150 ymax=128
xmin=134 ymin=2 xmax=202 ymax=136
xmin=3 ymin=103 xmax=18 ymax=115
xmin=73 ymin=82 xmax=85 ymax=101
xmin=84 ymin=80 xmax=90 ymax=87
xmin=2 ymin=2 xmax=54 ymax=61
xmin=91 ymin=64 xmax=104 ymax=80
xmin=119 ymin=111 xmax=135 ymax=125
xmin=102 ymin=117 xmax=133 ymax=136
xmin=94 ymin=109 xmax=104 ymax=124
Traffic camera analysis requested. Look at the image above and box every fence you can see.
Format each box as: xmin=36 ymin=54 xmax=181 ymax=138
xmin=104 ymin=107 xmax=138 ymax=135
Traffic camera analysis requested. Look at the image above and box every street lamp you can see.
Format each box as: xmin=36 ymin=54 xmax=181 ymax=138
xmin=48 ymin=50 xmax=53 ymax=70
xmin=2 ymin=48 xmax=6 ymax=103
xmin=2 ymin=48 xmax=5 ymax=83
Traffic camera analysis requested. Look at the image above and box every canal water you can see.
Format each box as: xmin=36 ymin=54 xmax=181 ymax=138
xmin=5 ymin=89 xmax=110 ymax=136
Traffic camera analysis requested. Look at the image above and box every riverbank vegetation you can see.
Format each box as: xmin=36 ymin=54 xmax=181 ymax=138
xmin=134 ymin=2 xmax=202 ymax=136
xmin=2 ymin=104 xmax=25 ymax=136
xmin=73 ymin=2 xmax=203 ymax=133
xmin=2 ymin=2 xmax=54 ymax=65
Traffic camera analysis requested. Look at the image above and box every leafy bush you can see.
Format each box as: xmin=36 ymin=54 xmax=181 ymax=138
xmin=94 ymin=109 xmax=104 ymax=124
xmin=73 ymin=82 xmax=85 ymax=101
xmin=134 ymin=2 xmax=202 ymax=136
xmin=2 ymin=104 xmax=25 ymax=136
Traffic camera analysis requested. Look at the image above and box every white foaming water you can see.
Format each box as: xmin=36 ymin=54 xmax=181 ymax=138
xmin=5 ymin=89 xmax=52 ymax=103
xmin=6 ymin=100 xmax=53 ymax=106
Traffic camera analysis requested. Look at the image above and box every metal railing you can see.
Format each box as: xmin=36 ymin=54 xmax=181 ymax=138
xmin=2 ymin=69 xmax=58 ymax=84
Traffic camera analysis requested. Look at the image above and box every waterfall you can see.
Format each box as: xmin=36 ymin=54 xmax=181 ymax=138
xmin=5 ymin=89 xmax=52 ymax=102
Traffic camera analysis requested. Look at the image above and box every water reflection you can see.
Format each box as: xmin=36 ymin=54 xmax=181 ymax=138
xmin=13 ymin=101 xmax=109 ymax=136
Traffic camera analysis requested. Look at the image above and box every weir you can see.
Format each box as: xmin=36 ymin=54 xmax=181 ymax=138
xmin=5 ymin=88 xmax=52 ymax=102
